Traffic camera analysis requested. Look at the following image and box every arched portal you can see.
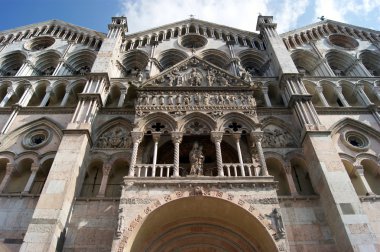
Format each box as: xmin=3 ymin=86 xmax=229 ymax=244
xmin=125 ymin=196 xmax=279 ymax=252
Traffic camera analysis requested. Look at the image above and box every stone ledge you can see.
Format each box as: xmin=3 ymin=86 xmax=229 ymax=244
xmin=359 ymin=195 xmax=380 ymax=202
xmin=123 ymin=176 xmax=277 ymax=189
xmin=75 ymin=197 xmax=120 ymax=201
xmin=278 ymin=195 xmax=320 ymax=201
xmin=0 ymin=193 xmax=40 ymax=198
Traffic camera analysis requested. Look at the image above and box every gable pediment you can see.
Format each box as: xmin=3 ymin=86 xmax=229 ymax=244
xmin=142 ymin=56 xmax=251 ymax=88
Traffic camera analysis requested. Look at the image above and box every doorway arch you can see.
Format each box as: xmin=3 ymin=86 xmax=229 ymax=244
xmin=119 ymin=195 xmax=280 ymax=252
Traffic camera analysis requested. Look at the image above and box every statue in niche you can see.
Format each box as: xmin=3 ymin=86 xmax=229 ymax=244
xmin=168 ymin=95 xmax=174 ymax=105
xmin=96 ymin=126 xmax=131 ymax=148
xmin=188 ymin=68 xmax=202 ymax=86
xmin=159 ymin=96 xmax=165 ymax=105
xmin=189 ymin=142 xmax=204 ymax=176
xmin=183 ymin=95 xmax=190 ymax=105
xmin=204 ymin=94 xmax=210 ymax=106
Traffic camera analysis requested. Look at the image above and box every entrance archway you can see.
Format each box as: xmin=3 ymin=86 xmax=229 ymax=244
xmin=123 ymin=196 xmax=279 ymax=252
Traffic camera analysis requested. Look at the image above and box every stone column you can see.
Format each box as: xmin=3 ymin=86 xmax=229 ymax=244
xmin=211 ymin=131 xmax=224 ymax=176
xmin=97 ymin=163 xmax=112 ymax=197
xmin=284 ymin=161 xmax=299 ymax=196
xmin=261 ymin=87 xmax=272 ymax=107
xmin=232 ymin=132 xmax=245 ymax=176
xmin=151 ymin=132 xmax=161 ymax=177
xmin=39 ymin=86 xmax=53 ymax=107
xmin=250 ymin=131 xmax=268 ymax=176
xmin=0 ymin=163 xmax=14 ymax=193
xmin=171 ymin=132 xmax=183 ymax=177
xmin=0 ymin=87 xmax=14 ymax=107
xmin=22 ymin=164 xmax=39 ymax=194
xmin=60 ymin=90 xmax=71 ymax=107
xmin=315 ymin=86 xmax=330 ymax=107
xmin=117 ymin=88 xmax=127 ymax=107
xmin=355 ymin=84 xmax=373 ymax=106
xmin=128 ymin=132 xmax=144 ymax=177
xmin=354 ymin=164 xmax=374 ymax=195
xmin=334 ymin=86 xmax=350 ymax=107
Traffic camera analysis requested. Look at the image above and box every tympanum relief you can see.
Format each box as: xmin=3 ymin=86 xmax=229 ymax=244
xmin=95 ymin=126 xmax=132 ymax=149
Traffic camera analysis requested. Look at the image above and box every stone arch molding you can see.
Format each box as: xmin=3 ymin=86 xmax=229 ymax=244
xmin=0 ymin=117 xmax=63 ymax=152
xmin=116 ymin=188 xmax=286 ymax=252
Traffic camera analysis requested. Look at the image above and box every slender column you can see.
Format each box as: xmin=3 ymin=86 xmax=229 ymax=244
xmin=315 ymin=86 xmax=329 ymax=107
xmin=60 ymin=90 xmax=71 ymax=107
xmin=334 ymin=86 xmax=350 ymax=107
xmin=262 ymin=87 xmax=272 ymax=107
xmin=39 ymin=86 xmax=53 ymax=107
xmin=211 ymin=131 xmax=224 ymax=176
xmin=171 ymin=132 xmax=183 ymax=177
xmin=250 ymin=131 xmax=268 ymax=176
xmin=355 ymin=84 xmax=373 ymax=106
xmin=152 ymin=132 xmax=161 ymax=177
xmin=0 ymin=87 xmax=14 ymax=107
xmin=22 ymin=164 xmax=39 ymax=194
xmin=284 ymin=161 xmax=299 ymax=196
xmin=97 ymin=163 xmax=112 ymax=197
xmin=0 ymin=163 xmax=14 ymax=193
xmin=117 ymin=88 xmax=127 ymax=107
xmin=128 ymin=132 xmax=144 ymax=177
xmin=232 ymin=132 xmax=245 ymax=176
xmin=354 ymin=164 xmax=374 ymax=195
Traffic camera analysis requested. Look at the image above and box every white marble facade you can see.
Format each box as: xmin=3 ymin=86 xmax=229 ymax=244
xmin=0 ymin=15 xmax=379 ymax=251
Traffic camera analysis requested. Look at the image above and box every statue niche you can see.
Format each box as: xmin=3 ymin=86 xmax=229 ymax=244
xmin=95 ymin=126 xmax=132 ymax=149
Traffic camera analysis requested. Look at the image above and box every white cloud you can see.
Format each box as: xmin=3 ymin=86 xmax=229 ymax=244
xmin=120 ymin=0 xmax=309 ymax=34
xmin=314 ymin=0 xmax=380 ymax=23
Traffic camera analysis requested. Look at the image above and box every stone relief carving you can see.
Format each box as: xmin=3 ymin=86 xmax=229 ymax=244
xmin=116 ymin=208 xmax=125 ymax=237
xmin=145 ymin=57 xmax=247 ymax=88
xmin=262 ymin=125 xmax=296 ymax=148
xmin=95 ymin=126 xmax=132 ymax=148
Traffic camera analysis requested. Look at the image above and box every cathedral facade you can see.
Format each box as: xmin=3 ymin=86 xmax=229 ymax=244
xmin=0 ymin=15 xmax=379 ymax=251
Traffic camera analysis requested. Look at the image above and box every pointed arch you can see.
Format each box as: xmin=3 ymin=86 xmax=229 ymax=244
xmin=329 ymin=117 xmax=380 ymax=139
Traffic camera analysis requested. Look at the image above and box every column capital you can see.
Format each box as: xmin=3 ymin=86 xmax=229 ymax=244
xmin=171 ymin=131 xmax=183 ymax=144
xmin=5 ymin=163 xmax=15 ymax=175
xmin=6 ymin=87 xmax=14 ymax=94
xmin=152 ymin=132 xmax=161 ymax=143
xmin=31 ymin=164 xmax=39 ymax=172
xmin=232 ymin=132 xmax=241 ymax=141
xmin=131 ymin=131 xmax=144 ymax=144
xmin=102 ymin=163 xmax=112 ymax=176
xmin=250 ymin=131 xmax=264 ymax=142
xmin=211 ymin=131 xmax=223 ymax=143
xmin=353 ymin=164 xmax=364 ymax=175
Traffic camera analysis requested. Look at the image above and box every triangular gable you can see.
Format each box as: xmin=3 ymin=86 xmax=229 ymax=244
xmin=142 ymin=55 xmax=251 ymax=88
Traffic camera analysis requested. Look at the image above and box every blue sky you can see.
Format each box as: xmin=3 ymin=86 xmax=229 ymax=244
xmin=1 ymin=0 xmax=380 ymax=34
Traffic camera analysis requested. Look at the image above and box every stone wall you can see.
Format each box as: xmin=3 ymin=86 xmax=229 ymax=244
xmin=63 ymin=200 xmax=119 ymax=252
xmin=0 ymin=197 xmax=38 ymax=252
xmin=280 ymin=198 xmax=337 ymax=251
xmin=361 ymin=200 xmax=380 ymax=250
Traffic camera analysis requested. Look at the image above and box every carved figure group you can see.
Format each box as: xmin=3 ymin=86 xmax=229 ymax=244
xmin=188 ymin=68 xmax=203 ymax=86
xmin=262 ymin=127 xmax=295 ymax=148
xmin=96 ymin=126 xmax=132 ymax=148
xmin=137 ymin=93 xmax=256 ymax=107
xmin=189 ymin=142 xmax=204 ymax=176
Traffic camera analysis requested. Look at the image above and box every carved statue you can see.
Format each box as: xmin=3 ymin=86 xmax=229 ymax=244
xmin=207 ymin=69 xmax=216 ymax=86
xmin=188 ymin=68 xmax=202 ymax=86
xmin=183 ymin=95 xmax=190 ymax=105
xmin=204 ymin=94 xmax=210 ymax=106
xmin=266 ymin=208 xmax=285 ymax=239
xmin=116 ymin=208 xmax=124 ymax=237
xmin=168 ymin=95 xmax=174 ymax=105
xmin=189 ymin=142 xmax=204 ymax=176
xmin=159 ymin=96 xmax=165 ymax=105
